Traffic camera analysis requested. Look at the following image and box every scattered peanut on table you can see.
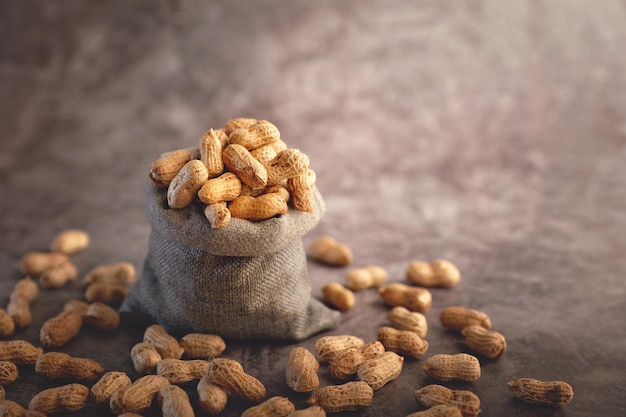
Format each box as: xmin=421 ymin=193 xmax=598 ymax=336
xmin=28 ymin=383 xmax=90 ymax=415
xmin=241 ymin=396 xmax=296 ymax=417
xmin=422 ymin=354 xmax=481 ymax=382
xmin=507 ymin=378 xmax=574 ymax=407
xmin=406 ymin=259 xmax=461 ymax=288
xmin=379 ymin=282 xmax=432 ymax=313
xmin=461 ymin=325 xmax=506 ymax=359
xmin=308 ymin=381 xmax=374 ymax=413
xmin=414 ymin=385 xmax=481 ymax=417
xmin=286 ymin=347 xmax=320 ymax=392
xmin=321 ymin=282 xmax=355 ymax=311
xmin=35 ymin=352 xmax=103 ymax=381
xmin=205 ymin=357 xmax=267 ymax=403
xmin=439 ymin=306 xmax=492 ymax=331
xmin=345 ymin=265 xmax=388 ymax=290
xmin=308 ymin=236 xmax=353 ymax=267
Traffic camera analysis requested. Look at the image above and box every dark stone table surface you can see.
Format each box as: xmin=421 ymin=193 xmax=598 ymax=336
xmin=1 ymin=1 xmax=625 ymax=416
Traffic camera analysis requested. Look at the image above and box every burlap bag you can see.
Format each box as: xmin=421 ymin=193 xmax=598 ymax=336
xmin=121 ymin=183 xmax=341 ymax=341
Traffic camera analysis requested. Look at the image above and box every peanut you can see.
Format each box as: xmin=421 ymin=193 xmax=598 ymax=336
xmin=39 ymin=261 xmax=78 ymax=289
xmin=345 ymin=265 xmax=388 ymax=291
xmin=422 ymin=354 xmax=481 ymax=382
xmin=0 ymin=399 xmax=46 ymax=417
xmin=266 ymin=148 xmax=309 ymax=185
xmin=461 ymin=326 xmax=506 ymax=359
xmin=507 ymin=378 xmax=574 ymax=407
xmin=205 ymin=357 xmax=266 ymax=403
xmin=64 ymin=300 xmax=120 ymax=331
xmin=131 ymin=342 xmax=163 ymax=375
xmin=117 ymin=413 xmax=144 ymax=417
xmin=309 ymin=381 xmax=373 ymax=413
xmin=387 ymin=306 xmax=428 ymax=338
xmin=84 ymin=282 xmax=128 ymax=305
xmin=109 ymin=375 xmax=170 ymax=414
xmin=265 ymin=183 xmax=291 ymax=203
xmin=35 ymin=352 xmax=103 ymax=381
xmin=242 ymin=396 xmax=296 ymax=417
xmin=20 ymin=252 xmax=69 ymax=276
xmin=314 ymin=335 xmax=365 ymax=362
xmin=251 ymin=144 xmax=278 ymax=165
xmin=6 ymin=297 xmax=31 ymax=329
xmin=406 ymin=404 xmax=463 ymax=417
xmin=0 ymin=310 xmax=14 ymax=337
xmin=0 ymin=340 xmax=42 ymax=364
xmin=286 ymin=347 xmax=320 ymax=392
xmin=414 ymin=385 xmax=480 ymax=417
xmin=198 ymin=171 xmax=242 ymax=204
xmin=406 ymin=260 xmax=461 ymax=288
xmin=90 ymin=371 xmax=132 ymax=405
xmin=167 ymin=159 xmax=209 ymax=209
xmin=158 ymin=384 xmax=194 ymax=417
xmin=39 ymin=310 xmax=82 ymax=347
xmin=83 ymin=261 xmax=136 ymax=287
xmin=224 ymin=117 xmax=258 ymax=136
xmin=143 ymin=325 xmax=184 ymax=359
xmin=357 ymin=351 xmax=404 ymax=390
xmin=204 ymin=201 xmax=232 ymax=228
xmin=229 ymin=193 xmax=288 ymax=221
xmin=157 ymin=358 xmax=209 ymax=384
xmin=28 ymin=383 xmax=90 ymax=414
xmin=222 ymin=143 xmax=268 ymax=188
xmin=49 ymin=229 xmax=90 ymax=254
xmin=287 ymin=406 xmax=326 ymax=417
xmin=308 ymin=236 xmax=353 ymax=267
xmin=322 ymin=282 xmax=355 ymax=311
xmin=328 ymin=341 xmax=384 ymax=380
xmin=10 ymin=276 xmax=38 ymax=304
xmin=179 ymin=333 xmax=226 ymax=358
xmin=377 ymin=326 xmax=429 ymax=359
xmin=287 ymin=168 xmax=316 ymax=212
xmin=229 ymin=120 xmax=280 ymax=151
xmin=379 ymin=283 xmax=432 ymax=312
xmin=200 ymin=128 xmax=227 ymax=177
xmin=149 ymin=147 xmax=194 ymax=188
xmin=439 ymin=306 xmax=492 ymax=331
xmin=0 ymin=362 xmax=18 ymax=386
xmin=197 ymin=374 xmax=228 ymax=415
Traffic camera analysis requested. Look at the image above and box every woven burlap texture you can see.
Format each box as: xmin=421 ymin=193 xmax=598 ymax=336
xmin=121 ymin=183 xmax=341 ymax=341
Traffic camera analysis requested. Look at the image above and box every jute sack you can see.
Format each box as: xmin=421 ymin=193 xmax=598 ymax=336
xmin=121 ymin=182 xmax=341 ymax=341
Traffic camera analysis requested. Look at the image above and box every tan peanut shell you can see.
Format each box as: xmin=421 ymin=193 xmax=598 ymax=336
xmin=29 ymin=383 xmax=90 ymax=414
xmin=10 ymin=276 xmax=38 ymax=303
xmin=265 ymin=183 xmax=291 ymax=203
xmin=0 ymin=361 xmax=18 ymax=386
xmin=90 ymin=371 xmax=132 ymax=405
xmin=200 ymin=128 xmax=227 ymax=177
xmin=224 ymin=117 xmax=258 ymax=136
xmin=286 ymin=347 xmax=320 ymax=392
xmin=204 ymin=201 xmax=232 ymax=228
xmin=179 ymin=333 xmax=226 ymax=358
xmin=266 ymin=149 xmax=309 ymax=185
xmin=406 ymin=260 xmax=461 ymax=288
xmin=0 ymin=310 xmax=15 ymax=337
xmin=6 ymin=297 xmax=31 ymax=329
xmin=222 ymin=144 xmax=268 ymax=188
xmin=85 ymin=282 xmax=128 ymax=305
xmin=157 ymin=358 xmax=209 ymax=384
xmin=242 ymin=396 xmax=296 ymax=417
xmin=251 ymin=144 xmax=278 ymax=165
xmin=406 ymin=404 xmax=463 ymax=417
xmin=109 ymin=375 xmax=170 ymax=414
xmin=0 ymin=340 xmax=42 ymax=364
xmin=35 ymin=352 xmax=103 ymax=381
xmin=143 ymin=325 xmax=184 ymax=359
xmin=0 ymin=399 xmax=47 ymax=417
xmin=167 ymin=159 xmax=209 ymax=209
xmin=357 ymin=351 xmax=404 ymax=390
xmin=287 ymin=406 xmax=326 ymax=417
xmin=205 ymin=358 xmax=267 ymax=402
xmin=149 ymin=148 xmax=194 ymax=188
xmin=414 ymin=385 xmax=480 ymax=417
xmin=461 ymin=325 xmax=506 ymax=359
xmin=49 ymin=229 xmax=90 ymax=254
xmin=20 ymin=252 xmax=69 ymax=276
xmin=439 ymin=306 xmax=492 ymax=331
xmin=422 ymin=354 xmax=481 ymax=382
xmin=314 ymin=335 xmax=365 ymax=362
xmin=345 ymin=265 xmax=388 ymax=291
xmin=308 ymin=236 xmax=353 ymax=267
xmin=328 ymin=348 xmax=365 ymax=380
xmin=309 ymin=381 xmax=374 ymax=413
xmin=83 ymin=261 xmax=136 ymax=287
xmin=158 ymin=384 xmax=194 ymax=417
xmin=507 ymin=378 xmax=573 ymax=407
xmin=230 ymin=119 xmax=280 ymax=151
xmin=65 ymin=299 xmax=120 ymax=331
xmin=39 ymin=261 xmax=78 ymax=288
xmin=388 ymin=306 xmax=428 ymax=338
xmin=377 ymin=326 xmax=429 ymax=359
xmin=322 ymin=282 xmax=355 ymax=311
xmin=197 ymin=375 xmax=228 ymax=415
xmin=287 ymin=168 xmax=316 ymax=212
xmin=229 ymin=193 xmax=288 ymax=221
xmin=379 ymin=283 xmax=432 ymax=312
xmin=131 ymin=342 xmax=163 ymax=375
xmin=198 ymin=172 xmax=242 ymax=204
xmin=40 ymin=310 xmax=82 ymax=347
